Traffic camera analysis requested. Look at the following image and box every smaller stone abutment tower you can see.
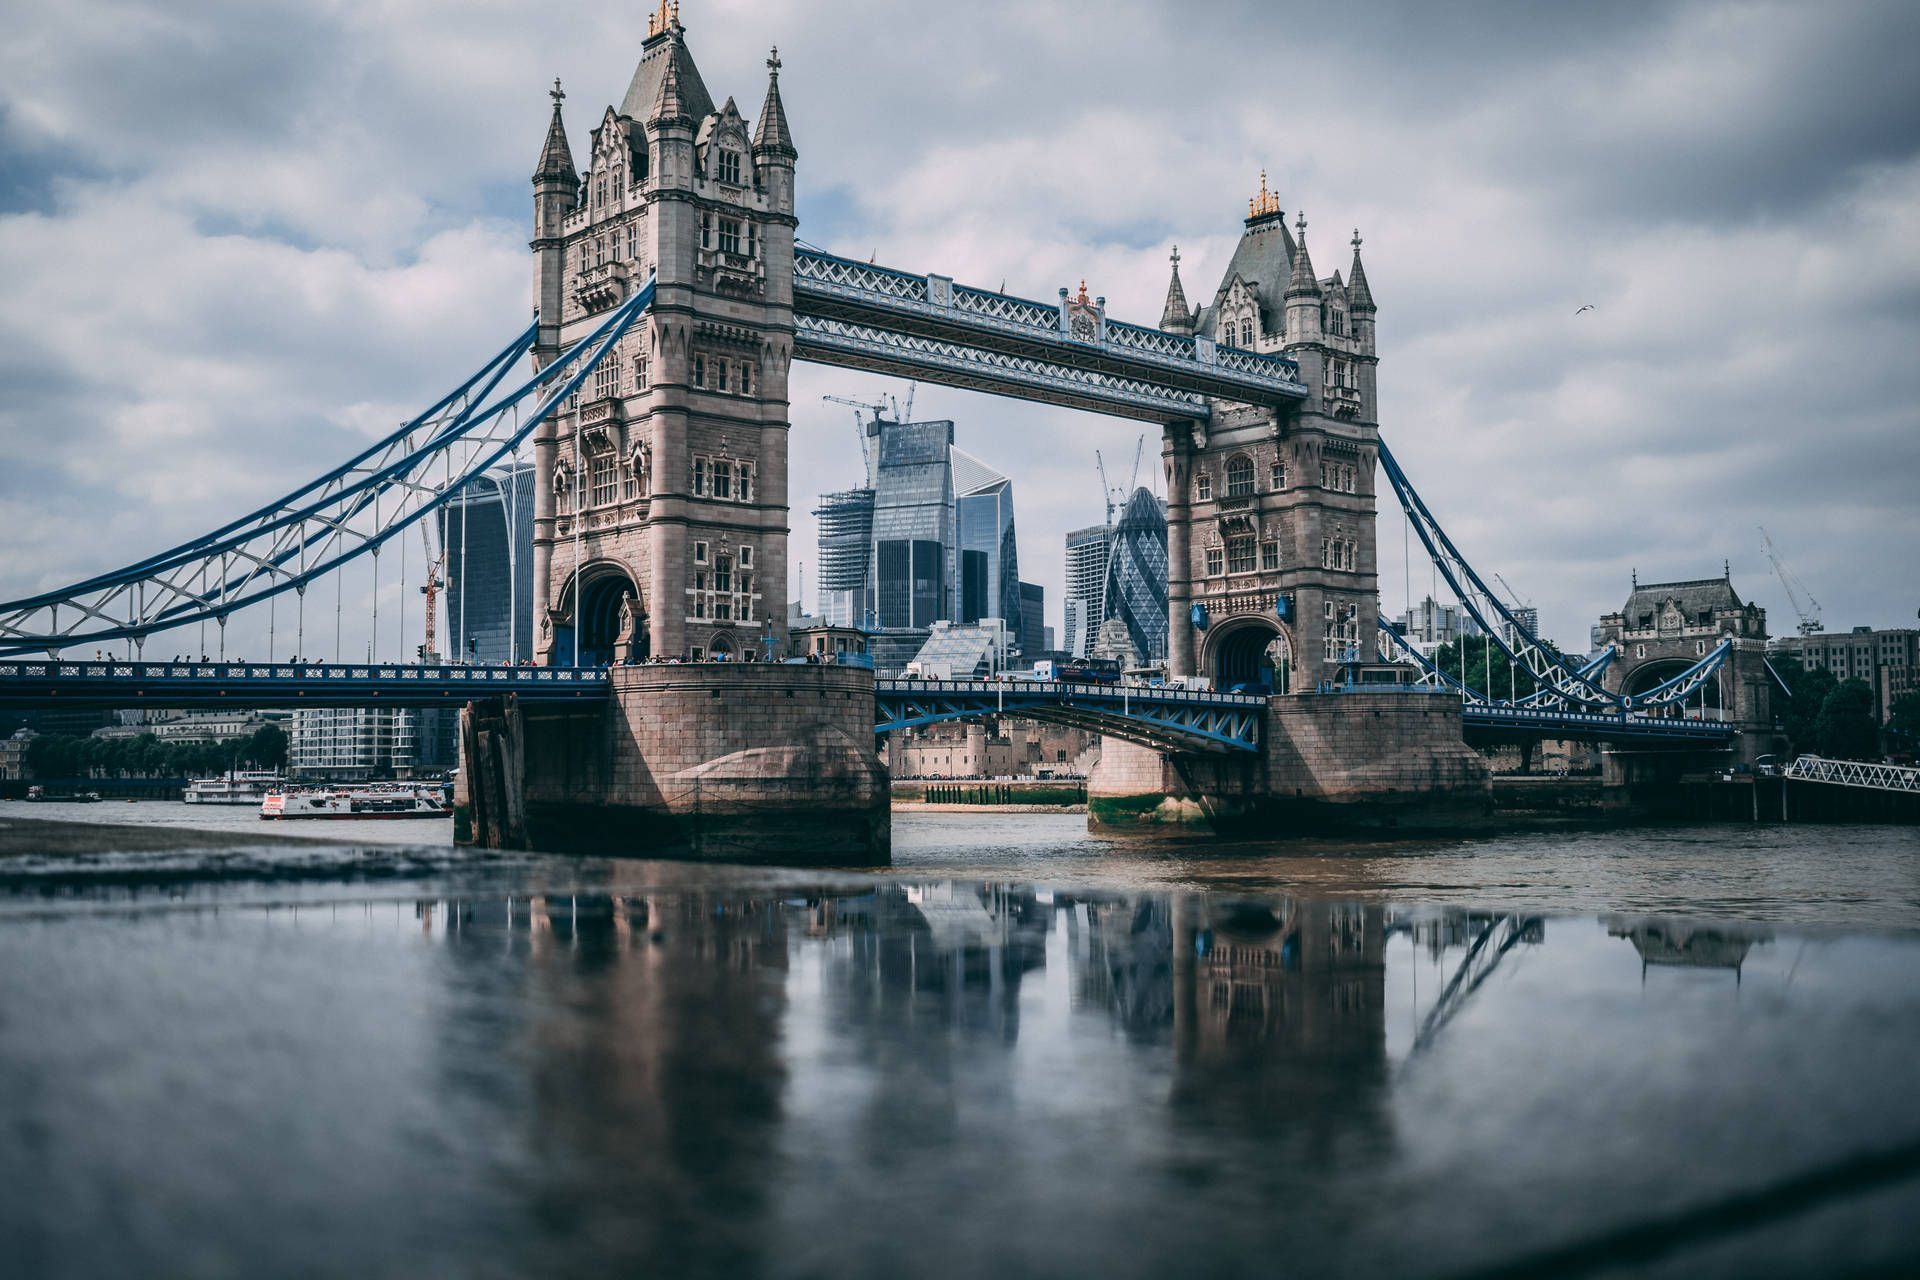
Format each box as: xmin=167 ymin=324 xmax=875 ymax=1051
xmin=1160 ymin=175 xmax=1381 ymax=695
xmin=530 ymin=9 xmax=797 ymax=667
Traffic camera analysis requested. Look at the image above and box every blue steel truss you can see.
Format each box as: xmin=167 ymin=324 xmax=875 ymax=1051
xmin=0 ymin=277 xmax=657 ymax=657
xmin=875 ymin=678 xmax=1265 ymax=754
xmin=1373 ymin=623 xmax=1734 ymax=744
xmin=793 ymin=249 xmax=1308 ymax=421
xmin=0 ymin=658 xmax=609 ymax=708
xmin=1376 ymin=438 xmax=1731 ymax=714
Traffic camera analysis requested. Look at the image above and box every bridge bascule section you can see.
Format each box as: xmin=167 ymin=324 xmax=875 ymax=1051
xmin=0 ymin=8 xmax=1779 ymax=854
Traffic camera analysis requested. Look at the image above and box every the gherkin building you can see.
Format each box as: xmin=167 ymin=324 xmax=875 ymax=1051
xmin=1103 ymin=487 xmax=1168 ymax=663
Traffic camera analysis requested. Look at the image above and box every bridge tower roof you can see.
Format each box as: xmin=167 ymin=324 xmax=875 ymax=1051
xmin=624 ymin=6 xmax=715 ymax=125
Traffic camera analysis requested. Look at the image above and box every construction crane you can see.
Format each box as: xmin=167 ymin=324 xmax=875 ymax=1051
xmin=1493 ymin=572 xmax=1531 ymax=611
xmin=1094 ymin=433 xmax=1146 ymax=524
xmin=1759 ymin=526 xmax=1823 ymax=636
xmin=418 ymin=523 xmax=445 ymax=662
xmin=822 ymin=392 xmax=890 ymax=456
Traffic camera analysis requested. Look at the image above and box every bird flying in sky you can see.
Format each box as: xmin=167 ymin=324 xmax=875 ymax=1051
xmin=1574 ymin=304 xmax=1596 ymax=315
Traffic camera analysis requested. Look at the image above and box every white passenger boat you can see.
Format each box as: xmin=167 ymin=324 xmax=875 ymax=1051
xmin=183 ymin=771 xmax=284 ymax=805
xmin=260 ymin=785 xmax=450 ymax=820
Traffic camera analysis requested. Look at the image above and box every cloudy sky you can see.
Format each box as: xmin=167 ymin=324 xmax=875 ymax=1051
xmin=3 ymin=0 xmax=1917 ymax=660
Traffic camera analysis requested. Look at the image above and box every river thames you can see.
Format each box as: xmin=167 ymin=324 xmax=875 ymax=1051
xmin=3 ymin=807 xmax=1919 ymax=1277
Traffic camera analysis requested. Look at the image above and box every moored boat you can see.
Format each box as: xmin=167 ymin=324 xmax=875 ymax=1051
xmin=184 ymin=771 xmax=284 ymax=805
xmin=260 ymin=785 xmax=449 ymax=820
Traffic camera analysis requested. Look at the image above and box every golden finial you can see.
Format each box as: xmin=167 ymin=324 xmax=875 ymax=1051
xmin=649 ymin=0 xmax=675 ymax=36
xmin=1076 ymin=279 xmax=1091 ymax=306
xmin=1249 ymin=169 xmax=1281 ymax=219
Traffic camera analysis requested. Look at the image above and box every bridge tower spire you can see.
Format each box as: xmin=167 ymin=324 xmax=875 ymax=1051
xmin=529 ymin=12 xmax=797 ymax=665
xmin=1159 ymin=245 xmax=1193 ymax=335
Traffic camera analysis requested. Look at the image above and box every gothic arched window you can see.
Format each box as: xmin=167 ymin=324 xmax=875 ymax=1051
xmin=1240 ymin=318 xmax=1254 ymax=346
xmin=1226 ymin=455 xmax=1255 ymax=498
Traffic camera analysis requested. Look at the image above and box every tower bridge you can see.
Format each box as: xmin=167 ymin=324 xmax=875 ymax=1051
xmin=0 ymin=6 xmax=1775 ymax=859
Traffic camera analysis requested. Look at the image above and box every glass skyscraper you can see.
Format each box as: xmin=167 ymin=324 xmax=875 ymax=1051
xmin=952 ymin=446 xmax=1021 ymax=631
xmin=1103 ymin=487 xmax=1169 ymax=664
xmin=813 ymin=487 xmax=875 ymax=627
xmin=438 ymin=462 xmax=536 ymax=664
xmin=813 ymin=409 xmax=1033 ymax=673
xmin=1062 ymin=523 xmax=1115 ymax=659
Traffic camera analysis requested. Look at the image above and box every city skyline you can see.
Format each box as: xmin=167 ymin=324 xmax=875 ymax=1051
xmin=1 ymin=2 xmax=1916 ymax=661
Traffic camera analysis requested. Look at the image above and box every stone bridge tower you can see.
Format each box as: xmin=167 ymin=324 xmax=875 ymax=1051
xmin=530 ymin=7 xmax=797 ymax=666
xmin=1158 ymin=174 xmax=1380 ymax=692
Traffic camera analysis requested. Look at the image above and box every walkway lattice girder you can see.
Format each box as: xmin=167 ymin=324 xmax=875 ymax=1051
xmin=793 ymin=249 xmax=1308 ymax=421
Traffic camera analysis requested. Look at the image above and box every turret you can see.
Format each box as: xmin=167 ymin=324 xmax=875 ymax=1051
xmin=752 ymin=46 xmax=797 ymax=217
xmin=1284 ymin=213 xmax=1323 ymax=344
xmin=1347 ymin=229 xmax=1376 ymax=356
xmin=532 ymin=79 xmax=578 ymax=352
xmin=1159 ymin=245 xmax=1193 ymax=335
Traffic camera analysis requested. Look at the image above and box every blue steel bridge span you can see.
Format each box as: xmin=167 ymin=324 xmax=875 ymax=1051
xmin=0 ymin=660 xmax=1736 ymax=751
xmin=0 ymin=249 xmax=1737 ymax=752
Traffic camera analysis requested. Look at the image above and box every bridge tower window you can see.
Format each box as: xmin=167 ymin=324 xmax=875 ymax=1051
xmin=1240 ymin=318 xmax=1254 ymax=346
xmin=712 ymin=460 xmax=733 ymax=500
xmin=1261 ymin=541 xmax=1280 ymax=572
xmin=719 ymin=217 xmax=742 ymax=255
xmin=589 ymin=452 xmax=617 ymax=508
xmin=1205 ymin=546 xmax=1224 ymax=576
xmin=1227 ymin=537 xmax=1256 ymax=574
xmin=718 ymin=149 xmax=742 ymax=185
xmin=1271 ymin=460 xmax=1286 ymax=490
xmin=1226 ymin=455 xmax=1255 ymax=497
xmin=1195 ymin=472 xmax=1212 ymax=502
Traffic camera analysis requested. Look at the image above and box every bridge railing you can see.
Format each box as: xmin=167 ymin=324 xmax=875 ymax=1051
xmin=875 ymin=677 xmax=1269 ymax=708
xmin=0 ymin=660 xmax=608 ymax=688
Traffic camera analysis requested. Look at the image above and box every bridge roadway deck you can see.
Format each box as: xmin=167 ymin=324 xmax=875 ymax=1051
xmin=875 ymin=677 xmax=1269 ymax=754
xmin=0 ymin=661 xmax=1739 ymax=750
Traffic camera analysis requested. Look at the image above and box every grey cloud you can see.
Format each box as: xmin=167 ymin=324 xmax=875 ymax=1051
xmin=1 ymin=0 xmax=1915 ymax=659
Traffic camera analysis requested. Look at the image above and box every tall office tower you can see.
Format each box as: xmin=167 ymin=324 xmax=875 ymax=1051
xmin=439 ymin=462 xmax=537 ymax=664
xmin=813 ymin=487 xmax=875 ymax=626
xmin=952 ymin=446 xmax=1021 ymax=629
xmin=1063 ymin=524 xmax=1115 ymax=659
xmin=1018 ymin=582 xmax=1046 ymax=658
xmin=872 ymin=418 xmax=956 ymax=629
xmin=1103 ymin=487 xmax=1169 ymax=663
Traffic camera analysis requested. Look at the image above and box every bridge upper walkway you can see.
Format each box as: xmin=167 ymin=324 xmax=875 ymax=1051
xmin=792 ymin=248 xmax=1309 ymax=421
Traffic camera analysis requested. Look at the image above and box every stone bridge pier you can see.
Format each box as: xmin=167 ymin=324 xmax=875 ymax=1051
xmin=458 ymin=664 xmax=890 ymax=863
xmin=1088 ymin=690 xmax=1491 ymax=833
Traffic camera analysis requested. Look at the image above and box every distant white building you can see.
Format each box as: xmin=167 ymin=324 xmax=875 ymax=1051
xmin=1395 ymin=595 xmax=1476 ymax=656
xmin=290 ymin=708 xmax=420 ymax=779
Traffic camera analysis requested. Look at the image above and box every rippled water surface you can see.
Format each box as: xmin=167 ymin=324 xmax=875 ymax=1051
xmin=3 ymin=813 xmax=1919 ymax=1277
